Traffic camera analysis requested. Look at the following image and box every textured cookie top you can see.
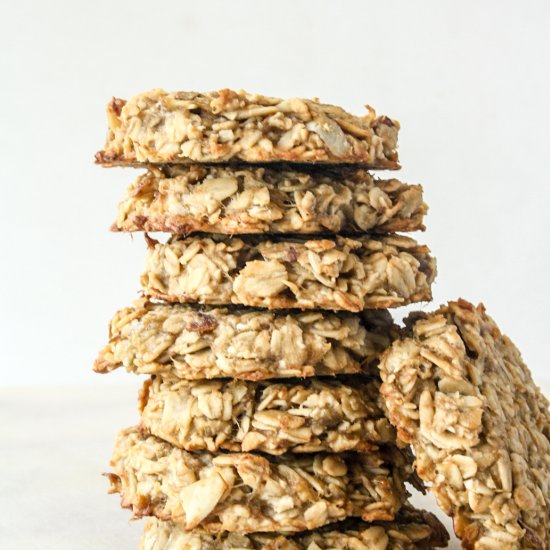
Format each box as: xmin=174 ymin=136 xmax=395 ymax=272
xmin=139 ymin=507 xmax=450 ymax=549
xmin=379 ymin=299 xmax=550 ymax=549
xmin=139 ymin=375 xmax=395 ymax=455
xmin=141 ymin=234 xmax=436 ymax=311
xmin=113 ymin=165 xmax=426 ymax=235
xmin=108 ymin=426 xmax=410 ymax=533
xmin=95 ymin=89 xmax=399 ymax=166
xmin=94 ymin=298 xmax=398 ymax=380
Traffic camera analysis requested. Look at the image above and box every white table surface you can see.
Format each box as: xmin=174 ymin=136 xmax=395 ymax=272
xmin=6 ymin=381 xmax=519 ymax=549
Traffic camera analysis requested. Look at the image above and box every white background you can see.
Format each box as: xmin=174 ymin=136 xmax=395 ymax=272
xmin=0 ymin=2 xmax=549 ymax=548
xmin=1 ymin=0 xmax=549 ymax=386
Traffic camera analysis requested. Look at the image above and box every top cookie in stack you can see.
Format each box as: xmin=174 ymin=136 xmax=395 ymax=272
xmin=96 ymin=89 xmax=400 ymax=166
xmin=95 ymin=89 xmax=445 ymax=548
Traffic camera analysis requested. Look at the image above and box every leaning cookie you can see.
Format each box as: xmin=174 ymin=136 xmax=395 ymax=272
xmin=141 ymin=234 xmax=436 ymax=311
xmin=379 ymin=299 xmax=550 ymax=548
xmin=94 ymin=298 xmax=398 ymax=380
xmin=113 ymin=165 xmax=426 ymax=235
xmin=138 ymin=506 xmax=449 ymax=549
xmin=107 ymin=427 xmax=410 ymax=533
xmin=95 ymin=89 xmax=399 ymax=167
xmin=138 ymin=376 xmax=395 ymax=455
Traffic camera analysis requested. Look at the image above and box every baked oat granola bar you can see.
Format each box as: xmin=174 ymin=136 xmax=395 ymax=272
xmin=113 ymin=165 xmax=426 ymax=235
xmin=141 ymin=234 xmax=436 ymax=312
xmin=138 ymin=375 xmax=395 ymax=455
xmin=139 ymin=506 xmax=449 ymax=549
xmin=95 ymin=89 xmax=399 ymax=167
xmin=379 ymin=299 xmax=550 ymax=549
xmin=94 ymin=298 xmax=397 ymax=380
xmin=108 ymin=427 xmax=409 ymax=533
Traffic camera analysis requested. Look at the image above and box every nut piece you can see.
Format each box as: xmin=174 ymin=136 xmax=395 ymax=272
xmin=95 ymin=89 xmax=400 ymax=167
xmin=113 ymin=166 xmax=427 ymax=235
xmin=93 ymin=298 xmax=399 ymax=380
xmin=108 ymin=427 xmax=410 ymax=533
xmin=141 ymin=234 xmax=436 ymax=312
xmin=138 ymin=506 xmax=450 ymax=549
xmin=139 ymin=376 xmax=396 ymax=454
xmin=379 ymin=299 xmax=550 ymax=548
xmin=179 ymin=472 xmax=227 ymax=529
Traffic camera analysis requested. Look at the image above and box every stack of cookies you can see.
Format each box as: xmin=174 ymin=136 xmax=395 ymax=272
xmin=99 ymin=86 xmax=550 ymax=549
xmin=94 ymin=89 xmax=446 ymax=549
xmin=94 ymin=89 xmax=550 ymax=549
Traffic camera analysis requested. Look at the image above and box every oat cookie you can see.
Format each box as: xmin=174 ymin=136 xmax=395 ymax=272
xmin=108 ymin=427 xmax=409 ymax=533
xmin=95 ymin=89 xmax=399 ymax=167
xmin=138 ymin=375 xmax=395 ymax=455
xmin=114 ymin=165 xmax=426 ymax=235
xmin=141 ymin=234 xmax=436 ymax=311
xmin=139 ymin=506 xmax=449 ymax=549
xmin=94 ymin=298 xmax=397 ymax=380
xmin=379 ymin=299 xmax=550 ymax=549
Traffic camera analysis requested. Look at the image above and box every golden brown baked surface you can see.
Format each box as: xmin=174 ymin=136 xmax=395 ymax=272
xmin=113 ymin=165 xmax=426 ymax=235
xmin=96 ymin=89 xmax=399 ymax=167
xmin=379 ymin=299 xmax=550 ymax=549
xmin=141 ymin=234 xmax=436 ymax=312
xmin=138 ymin=507 xmax=450 ymax=549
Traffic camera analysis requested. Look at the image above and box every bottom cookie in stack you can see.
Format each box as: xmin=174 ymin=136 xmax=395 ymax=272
xmin=139 ymin=507 xmax=450 ymax=549
xmin=109 ymin=425 xmax=448 ymax=548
